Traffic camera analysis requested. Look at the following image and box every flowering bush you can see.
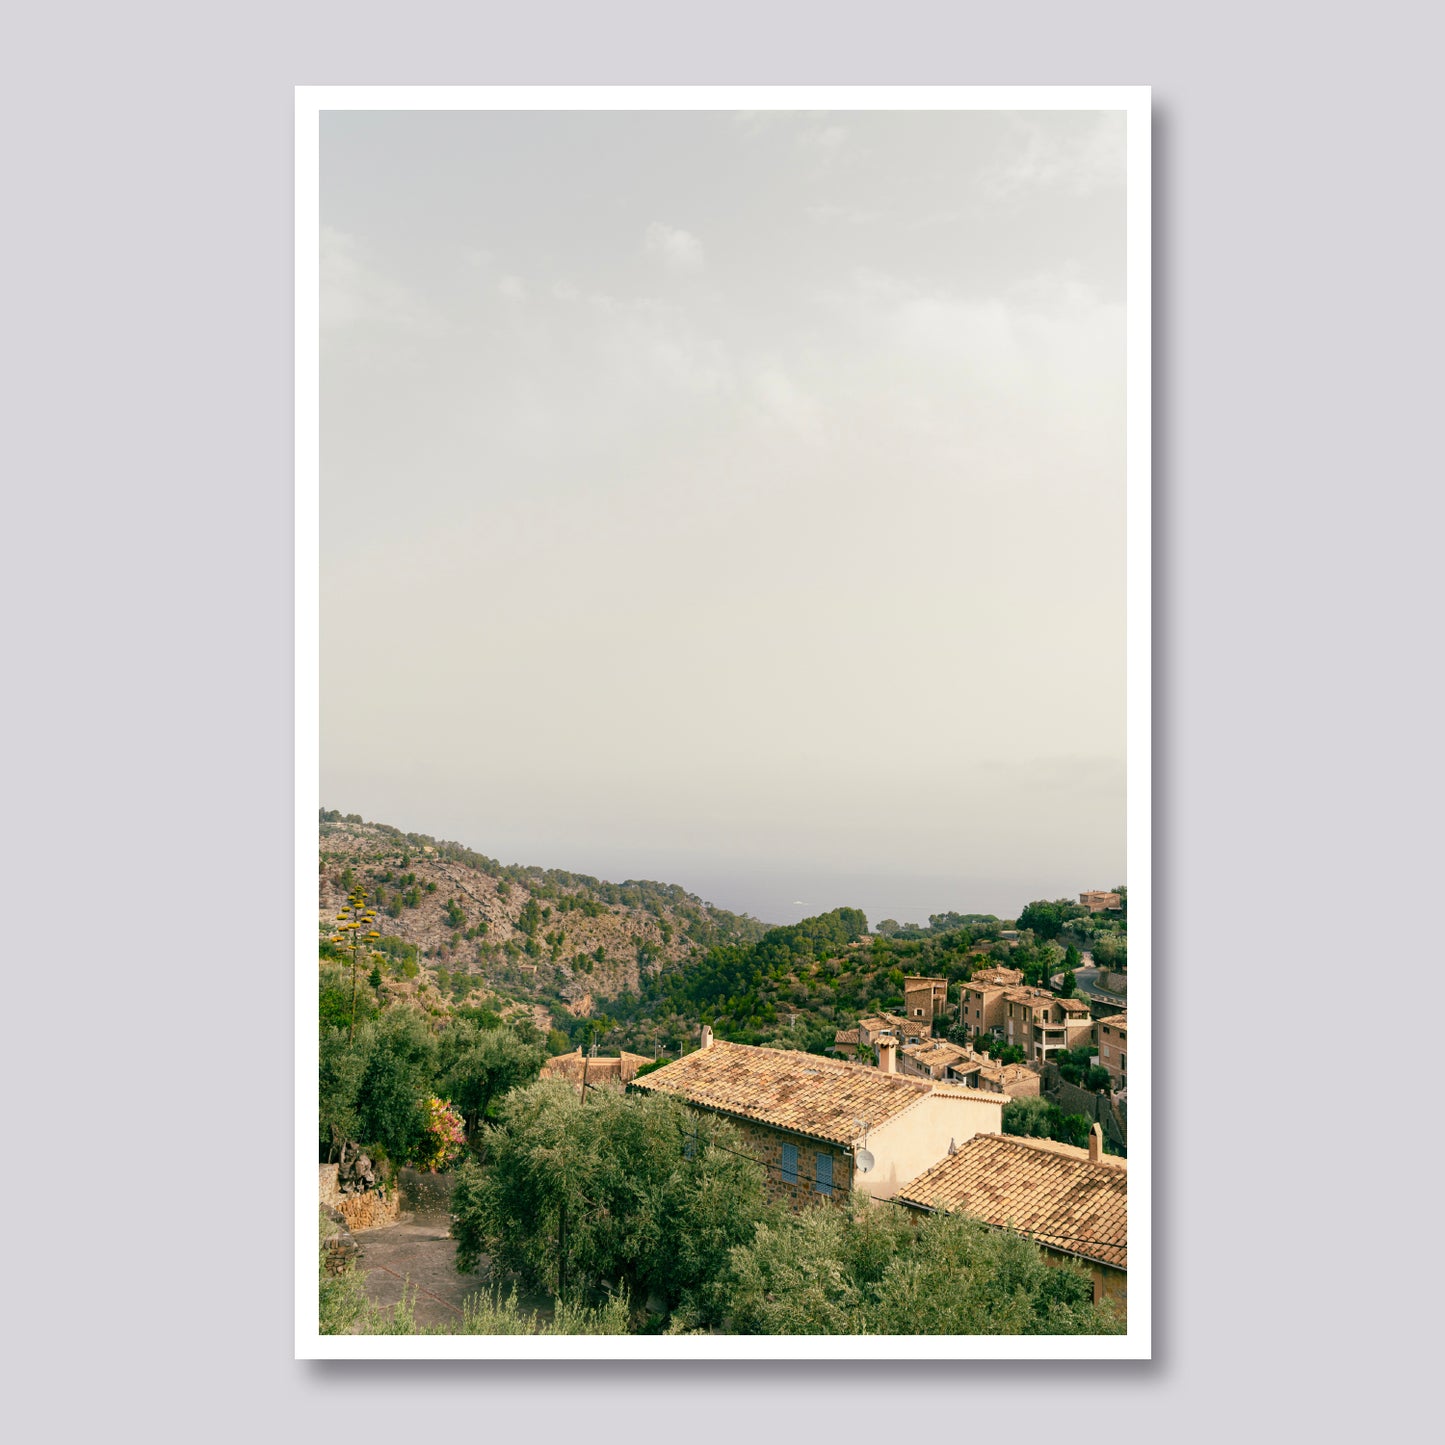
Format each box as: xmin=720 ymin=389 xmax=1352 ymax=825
xmin=416 ymin=1095 xmax=466 ymax=1171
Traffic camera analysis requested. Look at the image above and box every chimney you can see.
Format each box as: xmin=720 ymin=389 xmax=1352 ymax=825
xmin=1088 ymin=1122 xmax=1103 ymax=1163
xmin=877 ymin=1038 xmax=898 ymax=1074
xmin=700 ymin=1024 xmax=714 ymax=1050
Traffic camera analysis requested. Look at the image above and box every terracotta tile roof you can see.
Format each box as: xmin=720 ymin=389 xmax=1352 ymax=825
xmin=857 ymin=1013 xmax=908 ymax=1033
xmin=832 ymin=1029 xmax=861 ymax=1046
xmin=1058 ymin=998 xmax=1093 ymax=1014
xmin=901 ymin=1040 xmax=969 ymax=1067
xmin=927 ymin=1082 xmax=1016 ymax=1105
xmin=1003 ymin=987 xmax=1056 ymax=1006
xmin=967 ymin=967 xmax=1024 ymax=988
xmin=1097 ymin=1013 xmax=1128 ymax=1029
xmin=630 ymin=1039 xmax=936 ymax=1145
xmin=975 ymin=1060 xmax=1036 ymax=1083
xmin=897 ymin=1133 xmax=1127 ymax=1270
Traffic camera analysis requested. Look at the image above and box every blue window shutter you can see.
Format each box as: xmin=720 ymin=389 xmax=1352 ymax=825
xmin=815 ymin=1152 xmax=833 ymax=1196
xmin=781 ymin=1142 xmax=798 ymax=1184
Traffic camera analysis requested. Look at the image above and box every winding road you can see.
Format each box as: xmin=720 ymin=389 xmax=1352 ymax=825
xmin=1051 ymin=951 xmax=1126 ymax=1007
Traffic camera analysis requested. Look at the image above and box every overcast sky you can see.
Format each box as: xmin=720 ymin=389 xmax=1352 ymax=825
xmin=320 ymin=109 xmax=1126 ymax=927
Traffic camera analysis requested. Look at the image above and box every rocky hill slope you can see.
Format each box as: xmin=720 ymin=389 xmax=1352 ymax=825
xmin=317 ymin=811 xmax=769 ymax=1031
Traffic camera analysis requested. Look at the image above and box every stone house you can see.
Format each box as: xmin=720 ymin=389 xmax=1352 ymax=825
xmin=1095 ymin=1012 xmax=1128 ymax=1091
xmin=631 ymin=1028 xmax=1005 ymax=1205
xmin=1079 ymin=890 xmax=1122 ymax=913
xmin=540 ymin=1047 xmax=654 ymax=1093
xmin=903 ymin=976 xmax=950 ymax=1029
xmin=896 ymin=1126 xmax=1127 ymax=1309
xmin=832 ymin=1011 xmax=931 ymax=1057
xmin=898 ymin=1038 xmax=972 ymax=1081
xmin=1002 ymin=988 xmax=1095 ymax=1064
xmin=958 ymin=966 xmax=1025 ymax=1042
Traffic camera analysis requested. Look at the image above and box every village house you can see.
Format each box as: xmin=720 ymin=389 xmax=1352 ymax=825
xmin=832 ymin=1011 xmax=925 ymax=1056
xmin=540 ymin=1047 xmax=654 ymax=1093
xmin=898 ymin=1038 xmax=972 ymax=1082
xmin=631 ymin=1027 xmax=1005 ymax=1205
xmin=910 ymin=1044 xmax=1042 ymax=1098
xmin=903 ymin=975 xmax=950 ymax=1028
xmin=896 ymin=1125 xmax=1127 ymax=1309
xmin=972 ymin=1056 xmax=1042 ymax=1098
xmin=1096 ymin=1012 xmax=1128 ymax=1091
xmin=1002 ymin=988 xmax=1094 ymax=1064
xmin=1079 ymin=890 xmax=1122 ymax=913
xmin=958 ymin=966 xmax=1025 ymax=1042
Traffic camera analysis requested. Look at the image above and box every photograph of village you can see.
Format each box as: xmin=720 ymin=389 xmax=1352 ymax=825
xmin=312 ymin=100 xmax=1138 ymax=1341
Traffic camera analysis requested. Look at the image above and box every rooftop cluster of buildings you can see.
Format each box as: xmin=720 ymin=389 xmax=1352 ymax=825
xmin=622 ymin=1024 xmax=1127 ymax=1306
xmin=535 ymin=955 xmax=1130 ymax=1308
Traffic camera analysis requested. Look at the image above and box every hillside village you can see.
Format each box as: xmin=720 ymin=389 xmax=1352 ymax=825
xmin=318 ymin=811 xmax=1130 ymax=1336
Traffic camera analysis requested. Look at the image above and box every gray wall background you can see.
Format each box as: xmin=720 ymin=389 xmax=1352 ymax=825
xmin=4 ymin=0 xmax=1440 ymax=1439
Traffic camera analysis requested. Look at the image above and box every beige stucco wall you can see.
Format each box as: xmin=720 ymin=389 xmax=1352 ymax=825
xmin=859 ymin=1092 xmax=1005 ymax=1201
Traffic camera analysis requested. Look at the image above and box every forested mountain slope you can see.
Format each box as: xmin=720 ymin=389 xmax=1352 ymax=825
xmin=318 ymin=811 xmax=769 ymax=1038
xmin=317 ymin=810 xmax=1123 ymax=1061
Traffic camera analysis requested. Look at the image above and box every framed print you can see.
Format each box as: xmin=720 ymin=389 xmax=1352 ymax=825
xmin=296 ymin=85 xmax=1150 ymax=1359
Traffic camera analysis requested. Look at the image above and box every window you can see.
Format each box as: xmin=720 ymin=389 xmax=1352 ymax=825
xmin=781 ymin=1142 xmax=798 ymax=1185
xmin=1120 ymin=1053 xmax=1126 ymax=1069
xmin=815 ymin=1152 xmax=833 ymax=1197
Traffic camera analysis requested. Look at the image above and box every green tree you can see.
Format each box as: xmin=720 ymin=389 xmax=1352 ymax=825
xmin=1002 ymin=1096 xmax=1055 ymax=1138
xmin=452 ymin=1083 xmax=771 ymax=1321
xmin=724 ymin=1199 xmax=1120 ymax=1335
xmin=1017 ymin=900 xmax=1065 ymax=941
xmin=319 ymin=1026 xmax=367 ymax=1157
xmin=516 ymin=897 xmax=542 ymax=936
xmin=439 ymin=1024 xmax=545 ymax=1139
xmin=354 ymin=1009 xmax=437 ymax=1163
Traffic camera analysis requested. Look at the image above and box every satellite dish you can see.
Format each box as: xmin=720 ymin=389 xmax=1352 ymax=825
xmin=855 ymin=1148 xmax=875 ymax=1174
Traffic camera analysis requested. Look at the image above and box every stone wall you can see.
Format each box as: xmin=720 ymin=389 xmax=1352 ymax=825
xmin=1040 ymin=1074 xmax=1127 ymax=1153
xmin=728 ymin=1119 xmax=853 ymax=1207
xmin=318 ymin=1163 xmax=402 ymax=1231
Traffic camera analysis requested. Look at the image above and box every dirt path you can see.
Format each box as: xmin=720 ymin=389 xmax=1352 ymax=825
xmin=350 ymin=1218 xmax=489 ymax=1330
xmin=351 ymin=1213 xmax=557 ymax=1333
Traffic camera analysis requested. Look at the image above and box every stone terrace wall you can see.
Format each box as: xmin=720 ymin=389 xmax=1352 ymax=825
xmin=1041 ymin=1075 xmax=1127 ymax=1153
xmin=318 ymin=1164 xmax=402 ymax=1231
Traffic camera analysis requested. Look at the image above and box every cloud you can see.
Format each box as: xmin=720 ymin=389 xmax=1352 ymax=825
xmin=643 ymin=221 xmax=705 ymax=272
xmin=320 ymin=226 xmax=438 ymax=333
xmin=987 ymin=113 xmax=1125 ymax=197
xmin=753 ymin=366 xmax=824 ymax=445
xmin=804 ymin=203 xmax=878 ymax=227
xmin=800 ymin=123 xmax=848 ymax=153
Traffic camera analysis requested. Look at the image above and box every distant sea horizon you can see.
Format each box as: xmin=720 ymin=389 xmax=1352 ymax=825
xmin=320 ymin=805 xmax=1116 ymax=932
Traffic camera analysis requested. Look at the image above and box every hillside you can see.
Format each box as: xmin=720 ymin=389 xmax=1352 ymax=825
xmin=317 ymin=809 xmax=1124 ymax=1062
xmin=317 ymin=811 xmax=769 ymax=1039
